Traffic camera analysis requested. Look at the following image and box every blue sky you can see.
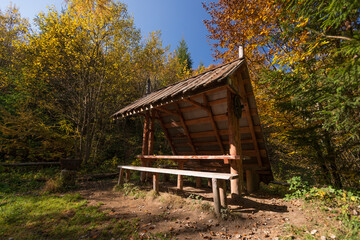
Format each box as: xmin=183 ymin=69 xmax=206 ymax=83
xmin=0 ymin=0 xmax=219 ymax=68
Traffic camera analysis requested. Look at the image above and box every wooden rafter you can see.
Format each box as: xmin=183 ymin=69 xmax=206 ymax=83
xmin=175 ymin=103 xmax=197 ymax=154
xmin=238 ymin=74 xmax=263 ymax=167
xmin=202 ymin=94 xmax=225 ymax=154
xmin=155 ymin=110 xmax=177 ymax=155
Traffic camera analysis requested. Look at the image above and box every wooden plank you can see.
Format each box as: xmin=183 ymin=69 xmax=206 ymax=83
xmin=212 ymin=178 xmax=221 ymax=217
xmin=175 ymin=140 xmax=229 ymax=147
xmin=241 ymin=138 xmax=264 ymax=144
xmin=164 ymin=114 xmax=227 ymax=129
xmin=117 ymin=166 xmax=239 ymax=180
xmin=203 ymin=93 xmax=225 ymax=154
xmin=242 ymin=149 xmax=267 ymax=157
xmin=156 ymin=111 xmax=177 ymax=154
xmin=161 ymin=96 xmax=227 ymax=115
xmin=156 ymin=107 xmax=180 ymax=117
xmin=137 ymin=155 xmax=241 ymax=160
xmin=175 ymin=103 xmax=197 ymax=154
xmin=170 ymin=127 xmax=261 ymax=140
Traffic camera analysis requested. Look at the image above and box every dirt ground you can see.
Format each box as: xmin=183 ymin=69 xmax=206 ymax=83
xmin=77 ymin=179 xmax=311 ymax=240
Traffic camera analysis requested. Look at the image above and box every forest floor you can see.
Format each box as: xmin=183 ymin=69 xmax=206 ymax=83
xmin=1 ymin=170 xmax=359 ymax=240
xmin=75 ymin=179 xmax=350 ymax=240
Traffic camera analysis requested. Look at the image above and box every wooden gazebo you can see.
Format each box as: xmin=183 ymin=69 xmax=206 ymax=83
xmin=112 ymin=58 xmax=273 ymax=198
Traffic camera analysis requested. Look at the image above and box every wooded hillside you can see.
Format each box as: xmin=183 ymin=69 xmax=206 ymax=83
xmin=1 ymin=0 xmax=359 ymax=189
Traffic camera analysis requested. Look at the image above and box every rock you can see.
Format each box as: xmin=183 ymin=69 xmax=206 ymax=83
xmin=310 ymin=229 xmax=318 ymax=235
xmin=208 ymin=219 xmax=213 ymax=223
xmin=273 ymin=238 xmax=279 ymax=240
xmin=320 ymin=236 xmax=326 ymax=240
xmin=264 ymin=230 xmax=270 ymax=237
xmin=352 ymin=210 xmax=358 ymax=216
xmin=330 ymin=234 xmax=336 ymax=239
xmin=236 ymin=234 xmax=242 ymax=239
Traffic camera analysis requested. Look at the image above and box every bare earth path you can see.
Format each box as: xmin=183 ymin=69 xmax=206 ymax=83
xmin=76 ymin=179 xmax=309 ymax=239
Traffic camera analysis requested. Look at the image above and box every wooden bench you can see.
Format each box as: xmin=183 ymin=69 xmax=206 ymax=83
xmin=117 ymin=165 xmax=238 ymax=216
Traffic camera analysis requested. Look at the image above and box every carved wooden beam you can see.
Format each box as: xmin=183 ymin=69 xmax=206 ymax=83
xmin=238 ymin=74 xmax=263 ymax=167
xmin=202 ymin=93 xmax=225 ymax=154
xmin=155 ymin=110 xmax=177 ymax=155
xmin=175 ymin=103 xmax=197 ymax=154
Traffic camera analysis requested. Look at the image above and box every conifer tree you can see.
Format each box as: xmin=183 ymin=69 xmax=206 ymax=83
xmin=175 ymin=37 xmax=193 ymax=71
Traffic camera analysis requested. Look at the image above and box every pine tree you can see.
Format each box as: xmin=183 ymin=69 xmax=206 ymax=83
xmin=175 ymin=37 xmax=193 ymax=71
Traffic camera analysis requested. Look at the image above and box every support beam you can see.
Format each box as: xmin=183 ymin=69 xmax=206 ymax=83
xmin=125 ymin=170 xmax=131 ymax=182
xmin=153 ymin=173 xmax=159 ymax=193
xmin=147 ymin=110 xmax=155 ymax=181
xmin=227 ymin=89 xmax=244 ymax=199
xmin=141 ymin=111 xmax=150 ymax=182
xmin=202 ymin=94 xmax=225 ymax=154
xmin=148 ymin=110 xmax=155 ymax=155
xmin=155 ymin=111 xmax=177 ymax=155
xmin=177 ymin=161 xmax=184 ymax=190
xmin=246 ymin=169 xmax=260 ymax=194
xmin=118 ymin=168 xmax=124 ymax=185
xmin=196 ymin=177 xmax=202 ymax=188
xmin=212 ymin=178 xmax=221 ymax=217
xmin=219 ymin=179 xmax=227 ymax=208
xmin=175 ymin=103 xmax=197 ymax=154
xmin=238 ymin=73 xmax=263 ymax=167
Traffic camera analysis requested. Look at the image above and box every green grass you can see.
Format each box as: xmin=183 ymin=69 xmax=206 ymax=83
xmin=0 ymin=169 xmax=172 ymax=240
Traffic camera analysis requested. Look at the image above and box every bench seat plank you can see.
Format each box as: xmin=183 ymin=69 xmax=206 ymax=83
xmin=118 ymin=165 xmax=238 ymax=180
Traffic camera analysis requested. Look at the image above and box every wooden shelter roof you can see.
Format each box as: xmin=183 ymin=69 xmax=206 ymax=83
xmin=112 ymin=59 xmax=244 ymax=119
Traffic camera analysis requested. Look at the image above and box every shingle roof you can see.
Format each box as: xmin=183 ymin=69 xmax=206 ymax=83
xmin=112 ymin=58 xmax=244 ymax=118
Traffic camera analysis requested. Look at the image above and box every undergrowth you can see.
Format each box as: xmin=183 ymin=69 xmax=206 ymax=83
xmin=284 ymin=176 xmax=360 ymax=239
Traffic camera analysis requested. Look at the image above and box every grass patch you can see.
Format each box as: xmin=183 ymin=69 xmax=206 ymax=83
xmin=0 ymin=169 xmax=171 ymax=240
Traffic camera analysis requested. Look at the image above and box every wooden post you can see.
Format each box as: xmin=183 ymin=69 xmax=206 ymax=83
xmin=118 ymin=168 xmax=124 ymax=185
xmin=246 ymin=169 xmax=259 ymax=194
xmin=212 ymin=178 xmax=221 ymax=217
xmin=141 ymin=112 xmax=150 ymax=182
xmin=219 ymin=179 xmax=227 ymax=208
xmin=177 ymin=161 xmax=184 ymax=190
xmin=227 ymin=89 xmax=244 ymax=199
xmin=196 ymin=177 xmax=202 ymax=188
xmin=208 ymin=178 xmax=212 ymax=188
xmin=125 ymin=170 xmax=131 ymax=183
xmin=146 ymin=111 xmax=155 ymax=181
xmin=148 ymin=110 xmax=155 ymax=155
xmin=153 ymin=173 xmax=159 ymax=193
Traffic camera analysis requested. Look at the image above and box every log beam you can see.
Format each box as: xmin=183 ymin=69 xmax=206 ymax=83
xmin=175 ymin=103 xmax=197 ymax=154
xmin=238 ymin=73 xmax=263 ymax=167
xmin=155 ymin=111 xmax=177 ymax=154
xmin=202 ymin=94 xmax=225 ymax=154
xmin=141 ymin=111 xmax=150 ymax=182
